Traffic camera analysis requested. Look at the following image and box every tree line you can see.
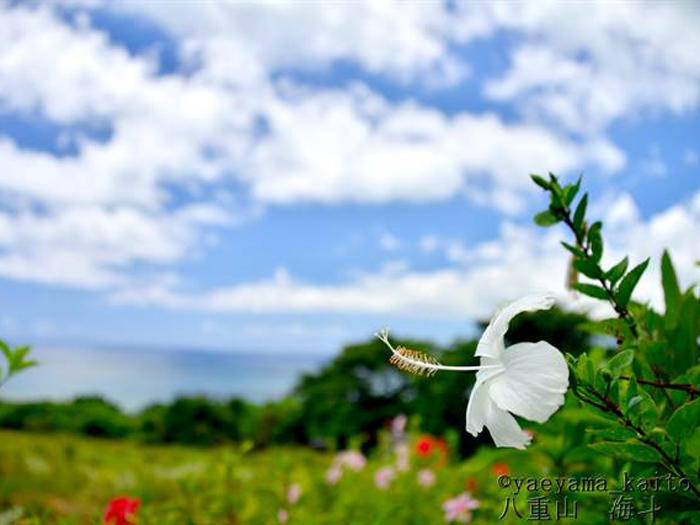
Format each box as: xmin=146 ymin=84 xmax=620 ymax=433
xmin=0 ymin=307 xmax=588 ymax=457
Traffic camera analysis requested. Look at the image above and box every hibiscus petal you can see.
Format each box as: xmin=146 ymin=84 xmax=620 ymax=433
xmin=488 ymin=341 xmax=568 ymax=423
xmin=475 ymin=293 xmax=555 ymax=359
xmin=484 ymin=396 xmax=532 ymax=449
xmin=465 ymin=380 xmax=488 ymax=436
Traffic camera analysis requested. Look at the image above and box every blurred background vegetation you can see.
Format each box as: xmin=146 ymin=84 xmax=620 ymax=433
xmin=0 ymin=306 xmax=588 ymax=454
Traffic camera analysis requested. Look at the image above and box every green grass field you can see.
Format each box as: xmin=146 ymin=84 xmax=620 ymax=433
xmin=0 ymin=429 xmax=572 ymax=524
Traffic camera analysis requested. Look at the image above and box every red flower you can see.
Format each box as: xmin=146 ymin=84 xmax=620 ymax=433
xmin=492 ymin=462 xmax=510 ymax=477
xmin=415 ymin=436 xmax=434 ymax=456
xmin=466 ymin=477 xmax=477 ymax=491
xmin=104 ymin=496 xmax=140 ymax=525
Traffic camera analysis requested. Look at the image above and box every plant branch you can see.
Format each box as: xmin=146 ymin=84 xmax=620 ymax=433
xmin=618 ymin=376 xmax=699 ymax=397
xmin=583 ymin=387 xmax=700 ymax=500
xmin=558 ymin=209 xmax=639 ymax=338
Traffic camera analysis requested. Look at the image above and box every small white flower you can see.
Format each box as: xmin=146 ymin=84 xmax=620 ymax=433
xmin=466 ymin=294 xmax=568 ymax=449
xmin=376 ymin=293 xmax=569 ymax=450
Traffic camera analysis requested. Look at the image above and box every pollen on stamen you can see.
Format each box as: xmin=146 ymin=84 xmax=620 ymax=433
xmin=389 ymin=346 xmax=440 ymax=377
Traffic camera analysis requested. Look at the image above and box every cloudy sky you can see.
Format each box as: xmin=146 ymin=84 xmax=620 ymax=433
xmin=0 ymin=1 xmax=698 ymax=354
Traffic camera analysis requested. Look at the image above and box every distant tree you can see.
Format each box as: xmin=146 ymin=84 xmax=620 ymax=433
xmin=161 ymin=396 xmax=230 ymax=446
xmin=71 ymin=396 xmax=134 ymax=438
xmin=294 ymin=337 xmax=437 ymax=451
xmin=251 ymin=398 xmax=306 ymax=447
xmin=138 ymin=403 xmax=167 ymax=443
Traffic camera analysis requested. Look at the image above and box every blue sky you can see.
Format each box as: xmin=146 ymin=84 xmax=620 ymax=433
xmin=0 ymin=1 xmax=698 ymax=355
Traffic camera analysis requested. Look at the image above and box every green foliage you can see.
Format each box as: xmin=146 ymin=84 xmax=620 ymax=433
xmin=0 ymin=338 xmax=36 ymax=388
xmin=294 ymin=337 xmax=410 ymax=450
xmin=0 ymin=306 xmax=591 ymax=458
xmin=616 ymin=258 xmax=649 ymax=308
xmin=532 ymin=173 xmax=700 ymax=503
xmin=0 ymin=422 xmax=637 ymax=524
xmin=0 ymin=396 xmax=134 ymax=438
xmin=667 ymin=398 xmax=700 ymax=442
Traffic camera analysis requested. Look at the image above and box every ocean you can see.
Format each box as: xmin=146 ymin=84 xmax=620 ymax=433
xmin=0 ymin=345 xmax=329 ymax=412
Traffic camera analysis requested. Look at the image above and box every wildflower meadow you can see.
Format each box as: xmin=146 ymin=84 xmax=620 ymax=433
xmin=1 ymin=174 xmax=698 ymax=524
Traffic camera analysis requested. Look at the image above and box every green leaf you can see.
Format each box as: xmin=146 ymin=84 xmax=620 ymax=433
xmin=605 ymin=257 xmax=628 ymax=285
xmin=589 ymin=441 xmax=661 ymax=462
xmin=573 ymin=193 xmax=587 ymax=233
xmin=573 ymin=258 xmax=602 ymax=279
xmin=576 ymin=353 xmax=595 ymax=384
xmin=561 ymin=241 xmax=585 ymax=258
xmin=606 ymin=350 xmax=634 ymax=379
xmin=665 ymin=290 xmax=699 ymax=370
xmin=626 ymin=390 xmax=658 ymax=432
xmin=625 ymin=376 xmax=638 ymax=406
xmin=667 ymin=398 xmax=700 ymax=442
xmin=534 ymin=210 xmax=559 ymax=227
xmin=608 ymin=379 xmax=620 ymax=405
xmin=661 ymin=250 xmax=681 ymax=323
xmin=616 ymin=258 xmax=650 ymax=308
xmin=0 ymin=339 xmax=10 ymax=360
xmin=594 ymin=367 xmax=610 ymax=392
xmin=14 ymin=359 xmax=38 ymax=372
xmin=587 ymin=221 xmax=603 ymax=263
xmin=6 ymin=345 xmax=35 ymax=374
xmin=579 ymin=318 xmax=630 ymax=338
xmin=685 ymin=428 xmax=700 ymax=459
xmin=586 ymin=426 xmax=636 ymax=441
xmin=668 ymin=374 xmax=691 ymax=406
xmin=530 ymin=174 xmax=550 ymax=190
xmin=573 ymin=283 xmax=608 ymax=300
xmin=13 ymin=345 xmax=30 ymax=362
xmin=568 ymin=176 xmax=582 ymax=205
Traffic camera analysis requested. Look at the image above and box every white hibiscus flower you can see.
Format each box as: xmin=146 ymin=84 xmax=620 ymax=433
xmin=376 ymin=293 xmax=569 ymax=449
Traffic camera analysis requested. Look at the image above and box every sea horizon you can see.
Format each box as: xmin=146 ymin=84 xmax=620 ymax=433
xmin=0 ymin=343 xmax=331 ymax=412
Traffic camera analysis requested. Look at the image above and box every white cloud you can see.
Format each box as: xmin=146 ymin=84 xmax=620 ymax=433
xmin=0 ymin=1 xmax=695 ymax=297
xmin=111 ymin=191 xmax=699 ymax=320
xmin=243 ymin=86 xmax=624 ymax=210
xmin=684 ymin=149 xmax=698 ymax=166
xmin=476 ymin=2 xmax=700 ymax=134
xmin=0 ymin=4 xmax=255 ymax=287
xmin=0 ymin=204 xmax=229 ymax=288
xmin=599 ymin=192 xmax=700 ymax=309
xmin=603 ymin=193 xmax=641 ymax=228
xmin=0 ymin=4 xmax=623 ymax=214
xmin=111 ymin=0 xmax=466 ymax=88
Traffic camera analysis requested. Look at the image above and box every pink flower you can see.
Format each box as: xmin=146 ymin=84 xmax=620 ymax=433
xmin=391 ymin=414 xmax=407 ymax=436
xmin=443 ymin=492 xmax=479 ymax=523
xmin=277 ymin=509 xmax=289 ymax=523
xmin=325 ymin=467 xmax=342 ymax=485
xmin=417 ymin=469 xmax=436 ymax=487
xmin=335 ymin=450 xmax=366 ymax=471
xmin=374 ymin=466 xmax=396 ymax=490
xmin=395 ymin=442 xmax=410 ymax=472
xmin=286 ymin=483 xmax=302 ymax=504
